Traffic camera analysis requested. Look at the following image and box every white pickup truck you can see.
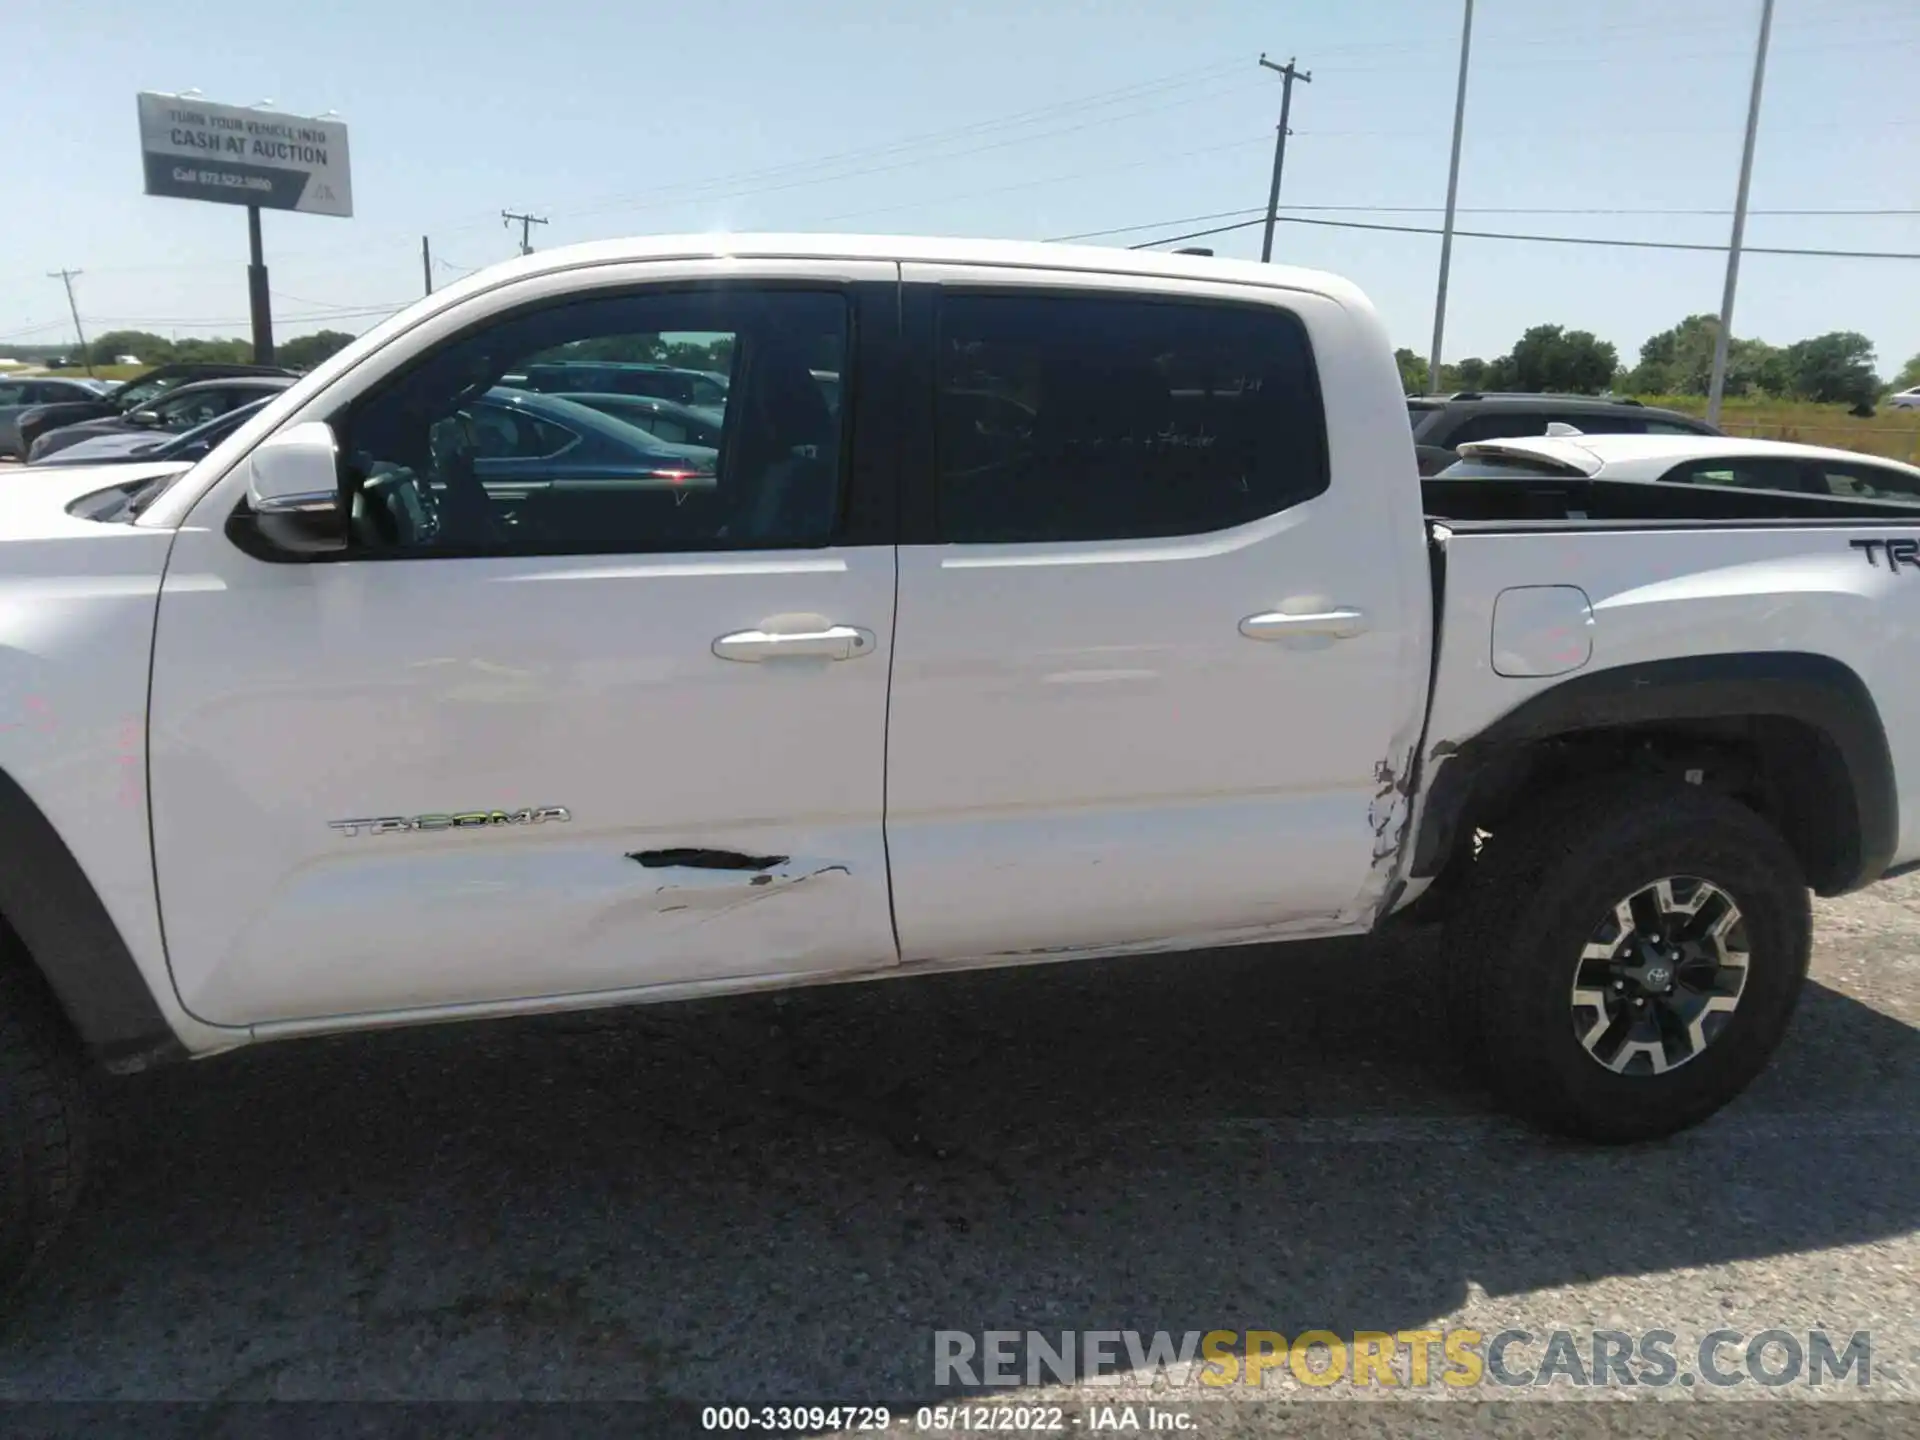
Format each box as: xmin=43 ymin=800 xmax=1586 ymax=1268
xmin=3 ymin=234 xmax=1917 ymax=1287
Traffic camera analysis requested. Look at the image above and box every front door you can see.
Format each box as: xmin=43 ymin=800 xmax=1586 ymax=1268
xmin=150 ymin=265 xmax=903 ymax=1026
xmin=885 ymin=270 xmax=1428 ymax=962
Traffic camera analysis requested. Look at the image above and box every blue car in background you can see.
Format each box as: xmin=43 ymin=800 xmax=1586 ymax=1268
xmin=467 ymin=388 xmax=718 ymax=488
xmin=30 ymin=397 xmax=276 ymax=467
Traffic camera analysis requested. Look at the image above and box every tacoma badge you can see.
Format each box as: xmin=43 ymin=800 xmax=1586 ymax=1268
xmin=328 ymin=807 xmax=572 ymax=837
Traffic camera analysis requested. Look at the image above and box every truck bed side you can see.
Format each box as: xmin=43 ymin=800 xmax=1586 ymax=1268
xmin=1403 ymin=515 xmax=1920 ymax=911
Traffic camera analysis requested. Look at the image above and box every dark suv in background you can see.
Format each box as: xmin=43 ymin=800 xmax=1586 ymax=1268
xmin=1408 ymin=392 xmax=1720 ymax=475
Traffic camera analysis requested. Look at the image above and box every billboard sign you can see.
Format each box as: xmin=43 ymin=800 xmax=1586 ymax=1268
xmin=136 ymin=93 xmax=352 ymax=217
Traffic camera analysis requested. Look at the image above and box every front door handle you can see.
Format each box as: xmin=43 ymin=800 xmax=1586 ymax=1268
xmin=712 ymin=625 xmax=876 ymax=662
xmin=1239 ymin=608 xmax=1369 ymax=641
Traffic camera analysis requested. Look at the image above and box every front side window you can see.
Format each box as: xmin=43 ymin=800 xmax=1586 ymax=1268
xmin=0 ymin=383 xmax=28 ymax=406
xmin=933 ymin=292 xmax=1327 ymax=543
xmin=335 ymin=289 xmax=847 ymax=557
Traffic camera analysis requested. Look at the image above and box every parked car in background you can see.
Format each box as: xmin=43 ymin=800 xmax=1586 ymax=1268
xmin=1891 ymin=387 xmax=1920 ymax=411
xmin=1407 ymin=392 xmax=1720 ymax=476
xmin=552 ymin=391 xmax=725 ymax=448
xmin=512 ymin=360 xmax=730 ymax=407
xmin=466 ymin=387 xmax=718 ymax=488
xmin=0 ymin=376 xmax=114 ymax=457
xmin=12 ymin=361 xmax=295 ymax=460
xmin=1432 ymin=432 xmax=1920 ymax=504
xmin=27 ymin=376 xmax=294 ymax=463
xmin=28 ymin=397 xmax=275 ymax=467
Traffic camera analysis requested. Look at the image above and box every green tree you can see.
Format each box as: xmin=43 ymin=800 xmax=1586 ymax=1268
xmin=278 ymin=330 xmax=356 ymax=370
xmin=1784 ymin=331 xmax=1880 ymax=407
xmin=1893 ymin=352 xmax=1920 ymax=392
xmin=1394 ymin=347 xmax=1430 ymax=394
xmin=1447 ymin=356 xmax=1489 ymax=391
xmin=1624 ymin=313 xmax=1785 ymax=397
xmin=171 ymin=337 xmax=253 ymax=364
xmin=88 ymin=330 xmax=173 ymax=367
xmin=1495 ymin=325 xmax=1617 ymax=394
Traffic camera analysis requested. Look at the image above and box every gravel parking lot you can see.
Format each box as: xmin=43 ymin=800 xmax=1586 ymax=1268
xmin=3 ymin=879 xmax=1919 ymax=1429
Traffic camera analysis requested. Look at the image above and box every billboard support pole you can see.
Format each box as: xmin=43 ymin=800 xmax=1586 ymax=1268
xmin=247 ymin=204 xmax=274 ymax=365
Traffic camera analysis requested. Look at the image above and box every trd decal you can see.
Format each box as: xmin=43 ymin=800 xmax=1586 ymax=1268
xmin=328 ymin=807 xmax=571 ymax=837
xmin=1851 ymin=539 xmax=1920 ymax=571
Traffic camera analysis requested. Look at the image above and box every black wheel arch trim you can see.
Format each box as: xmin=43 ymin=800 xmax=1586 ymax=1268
xmin=0 ymin=767 xmax=185 ymax=1071
xmin=1411 ymin=652 xmax=1898 ymax=898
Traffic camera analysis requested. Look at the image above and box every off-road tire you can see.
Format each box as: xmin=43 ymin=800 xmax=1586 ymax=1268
xmin=1457 ymin=778 xmax=1811 ymax=1142
xmin=0 ymin=961 xmax=91 ymax=1295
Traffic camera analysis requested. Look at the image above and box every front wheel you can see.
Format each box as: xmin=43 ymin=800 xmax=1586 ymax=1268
xmin=0 ymin=962 xmax=92 ymax=1295
xmin=1458 ymin=780 xmax=1811 ymax=1142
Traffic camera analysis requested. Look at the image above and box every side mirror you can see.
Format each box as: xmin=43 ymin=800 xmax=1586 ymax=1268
xmin=232 ymin=421 xmax=346 ymax=557
xmin=126 ymin=409 xmax=163 ymax=428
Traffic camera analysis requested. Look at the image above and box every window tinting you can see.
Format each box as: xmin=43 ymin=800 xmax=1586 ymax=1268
xmin=334 ymin=289 xmax=847 ymax=557
xmin=1448 ymin=415 xmax=1552 ymax=445
xmin=1658 ymin=458 xmax=1809 ymax=494
xmin=934 ymin=293 xmax=1327 ymax=543
xmin=1813 ymin=461 xmax=1920 ymax=504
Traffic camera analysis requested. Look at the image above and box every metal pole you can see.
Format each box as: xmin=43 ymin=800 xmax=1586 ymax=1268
xmin=1427 ymin=0 xmax=1474 ymax=395
xmin=246 ymin=205 xmax=274 ymax=365
xmin=47 ymin=269 xmax=92 ymax=376
xmin=422 ymin=235 xmax=434 ymax=296
xmin=1258 ymin=55 xmax=1311 ymax=263
xmin=1706 ymin=0 xmax=1776 ymax=426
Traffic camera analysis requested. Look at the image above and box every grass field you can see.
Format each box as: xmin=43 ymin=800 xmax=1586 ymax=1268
xmin=1634 ymin=394 xmax=1920 ymax=465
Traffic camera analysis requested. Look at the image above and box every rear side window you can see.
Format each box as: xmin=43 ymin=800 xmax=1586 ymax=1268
xmin=1810 ymin=461 xmax=1920 ymax=504
xmin=933 ymin=293 xmax=1327 ymax=543
xmin=1447 ymin=414 xmax=1551 ymax=445
xmin=1658 ymin=458 xmax=1809 ymax=494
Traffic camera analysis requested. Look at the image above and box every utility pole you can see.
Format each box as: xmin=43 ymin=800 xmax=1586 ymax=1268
xmin=1427 ymin=0 xmax=1475 ymax=395
xmin=246 ymin=205 xmax=274 ymax=365
xmin=47 ymin=269 xmax=93 ymax=376
xmin=502 ymin=209 xmax=548 ymax=257
xmin=1257 ymin=54 xmax=1311 ymax=263
xmin=1706 ymin=0 xmax=1776 ymax=426
xmin=422 ymin=236 xmax=433 ymax=296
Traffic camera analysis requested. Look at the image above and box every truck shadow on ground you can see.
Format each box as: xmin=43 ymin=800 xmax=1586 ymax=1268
xmin=4 ymin=932 xmax=1918 ymax=1400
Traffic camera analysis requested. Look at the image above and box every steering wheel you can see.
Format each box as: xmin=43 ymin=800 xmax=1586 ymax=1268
xmin=425 ymin=411 xmax=501 ymax=547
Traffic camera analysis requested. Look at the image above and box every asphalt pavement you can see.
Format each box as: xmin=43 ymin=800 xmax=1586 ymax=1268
xmin=3 ymin=877 xmax=1919 ymax=1433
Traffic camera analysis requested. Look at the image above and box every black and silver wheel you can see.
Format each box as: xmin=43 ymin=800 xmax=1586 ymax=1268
xmin=1572 ymin=877 xmax=1749 ymax=1076
xmin=1459 ymin=779 xmax=1811 ymax=1142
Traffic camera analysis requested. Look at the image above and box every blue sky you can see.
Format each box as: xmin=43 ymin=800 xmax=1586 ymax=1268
xmin=7 ymin=0 xmax=1918 ymax=376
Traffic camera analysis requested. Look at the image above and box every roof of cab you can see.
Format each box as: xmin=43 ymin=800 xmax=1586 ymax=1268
xmin=419 ymin=232 xmax=1372 ymax=310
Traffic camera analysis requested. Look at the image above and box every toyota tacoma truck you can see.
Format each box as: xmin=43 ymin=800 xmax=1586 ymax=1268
xmin=2 ymin=234 xmax=1917 ymax=1288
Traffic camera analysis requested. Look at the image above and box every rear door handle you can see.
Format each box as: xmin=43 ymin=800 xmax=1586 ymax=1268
xmin=1239 ymin=608 xmax=1369 ymax=641
xmin=712 ymin=625 xmax=876 ymax=662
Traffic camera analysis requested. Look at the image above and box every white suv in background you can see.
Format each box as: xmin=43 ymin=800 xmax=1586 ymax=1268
xmin=1890 ymin=387 xmax=1920 ymax=411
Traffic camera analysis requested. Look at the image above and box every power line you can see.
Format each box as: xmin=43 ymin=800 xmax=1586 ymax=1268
xmin=1122 ymin=211 xmax=1920 ymax=261
xmin=1050 ymin=202 xmax=1920 ymax=243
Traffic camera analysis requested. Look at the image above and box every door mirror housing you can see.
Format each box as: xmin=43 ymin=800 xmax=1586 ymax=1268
xmin=126 ymin=409 xmax=163 ymax=428
xmin=232 ymin=420 xmax=347 ymax=557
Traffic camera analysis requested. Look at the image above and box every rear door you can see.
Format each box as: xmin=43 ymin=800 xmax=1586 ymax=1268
xmin=884 ymin=269 xmax=1429 ymax=962
xmin=150 ymin=263 xmax=905 ymax=1026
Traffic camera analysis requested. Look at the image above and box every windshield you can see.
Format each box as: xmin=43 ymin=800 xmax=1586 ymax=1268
xmin=111 ymin=375 xmax=183 ymax=410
